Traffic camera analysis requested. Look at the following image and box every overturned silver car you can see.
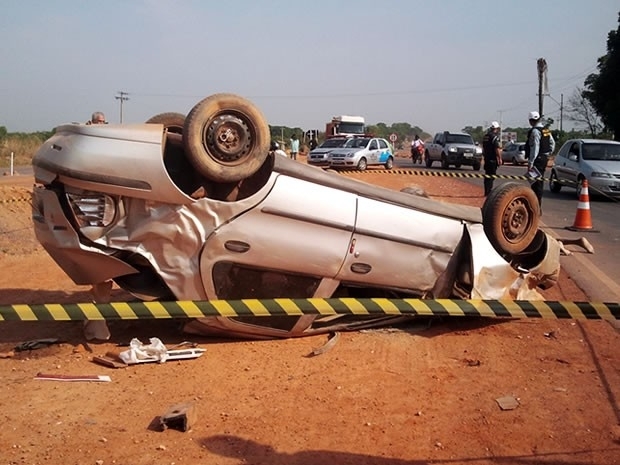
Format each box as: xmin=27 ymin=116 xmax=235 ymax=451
xmin=31 ymin=94 xmax=560 ymax=339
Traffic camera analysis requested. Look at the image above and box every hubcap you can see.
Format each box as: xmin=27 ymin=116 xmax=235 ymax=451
xmin=203 ymin=114 xmax=252 ymax=163
xmin=501 ymin=197 xmax=532 ymax=243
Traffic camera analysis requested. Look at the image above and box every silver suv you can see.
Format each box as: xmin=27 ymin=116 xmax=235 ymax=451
xmin=31 ymin=93 xmax=560 ymax=338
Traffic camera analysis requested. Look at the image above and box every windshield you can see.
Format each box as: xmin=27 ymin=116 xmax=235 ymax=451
xmin=319 ymin=138 xmax=348 ymax=148
xmin=343 ymin=138 xmax=370 ymax=148
xmin=445 ymin=134 xmax=474 ymax=144
xmin=337 ymin=122 xmax=365 ymax=135
xmin=582 ymin=142 xmax=620 ymax=161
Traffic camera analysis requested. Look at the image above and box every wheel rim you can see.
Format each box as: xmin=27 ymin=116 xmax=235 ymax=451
xmin=359 ymin=159 xmax=367 ymax=170
xmin=202 ymin=113 xmax=252 ymax=164
xmin=501 ymin=196 xmax=534 ymax=244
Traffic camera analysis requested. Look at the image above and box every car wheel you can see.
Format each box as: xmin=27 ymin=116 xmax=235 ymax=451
xmin=425 ymin=152 xmax=432 ymax=168
xmin=549 ymin=170 xmax=562 ymax=193
xmin=482 ymin=182 xmax=539 ymax=256
xmin=357 ymin=157 xmax=367 ymax=171
xmin=183 ymin=93 xmax=270 ymax=183
xmin=145 ymin=112 xmax=185 ymax=134
xmin=441 ymin=154 xmax=449 ymax=169
xmin=455 ymin=163 xmax=462 ymax=169
xmin=472 ymin=161 xmax=481 ymax=171
xmin=576 ymin=177 xmax=585 ymax=199
xmin=384 ymin=156 xmax=394 ymax=170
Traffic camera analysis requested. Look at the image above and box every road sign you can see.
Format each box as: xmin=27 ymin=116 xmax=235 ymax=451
xmin=389 ymin=133 xmax=397 ymax=142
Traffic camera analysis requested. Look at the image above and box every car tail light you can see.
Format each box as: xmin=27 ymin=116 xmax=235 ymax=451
xmin=66 ymin=193 xmax=117 ymax=240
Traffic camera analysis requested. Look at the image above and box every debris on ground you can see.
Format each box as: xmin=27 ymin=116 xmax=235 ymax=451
xmin=14 ymin=338 xmax=61 ymax=351
xmin=35 ymin=373 xmax=112 ymax=382
xmin=496 ymin=395 xmax=520 ymax=411
xmin=118 ymin=337 xmax=205 ymax=365
xmin=159 ymin=402 xmax=197 ymax=432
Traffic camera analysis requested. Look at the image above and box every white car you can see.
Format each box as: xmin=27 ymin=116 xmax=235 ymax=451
xmin=328 ymin=137 xmax=394 ymax=171
xmin=307 ymin=137 xmax=349 ymax=167
xmin=31 ymin=93 xmax=560 ymax=339
xmin=549 ymin=139 xmax=620 ymax=198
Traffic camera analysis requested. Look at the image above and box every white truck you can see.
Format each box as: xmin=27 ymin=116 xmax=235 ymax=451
xmin=425 ymin=131 xmax=481 ymax=171
xmin=325 ymin=115 xmax=366 ymax=138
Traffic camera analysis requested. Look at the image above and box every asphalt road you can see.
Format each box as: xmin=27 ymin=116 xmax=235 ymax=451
xmin=395 ymin=157 xmax=620 ymax=302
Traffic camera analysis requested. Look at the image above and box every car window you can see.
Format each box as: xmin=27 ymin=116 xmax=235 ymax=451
xmin=369 ymin=140 xmax=378 ymax=150
xmin=445 ymin=134 xmax=474 ymax=144
xmin=344 ymin=138 xmax=369 ymax=148
xmin=582 ymin=142 xmax=620 ymax=161
xmin=518 ymin=144 xmax=525 ymax=151
xmin=212 ymin=261 xmax=321 ymax=300
xmin=319 ymin=138 xmax=347 ymax=149
xmin=569 ymin=143 xmax=580 ymax=157
xmin=557 ymin=141 xmax=571 ymax=160
xmin=378 ymin=139 xmax=388 ymax=149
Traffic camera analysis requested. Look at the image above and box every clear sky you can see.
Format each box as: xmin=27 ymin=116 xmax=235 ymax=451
xmin=1 ymin=0 xmax=617 ymax=134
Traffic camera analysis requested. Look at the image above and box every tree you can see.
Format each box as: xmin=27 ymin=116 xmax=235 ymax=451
xmin=565 ymin=88 xmax=603 ymax=137
xmin=583 ymin=11 xmax=620 ymax=140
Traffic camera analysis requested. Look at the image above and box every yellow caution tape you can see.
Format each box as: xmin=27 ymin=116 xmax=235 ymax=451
xmin=0 ymin=299 xmax=617 ymax=322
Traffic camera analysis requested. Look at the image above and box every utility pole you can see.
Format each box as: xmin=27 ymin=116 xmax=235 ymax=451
xmin=560 ymin=93 xmax=563 ymax=132
xmin=115 ymin=91 xmax=129 ymax=123
xmin=536 ymin=58 xmax=548 ymax=117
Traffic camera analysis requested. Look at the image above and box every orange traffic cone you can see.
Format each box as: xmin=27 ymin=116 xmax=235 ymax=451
xmin=566 ymin=180 xmax=598 ymax=232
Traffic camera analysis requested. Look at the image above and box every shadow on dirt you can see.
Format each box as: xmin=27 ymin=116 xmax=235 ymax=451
xmin=200 ymin=434 xmax=619 ymax=465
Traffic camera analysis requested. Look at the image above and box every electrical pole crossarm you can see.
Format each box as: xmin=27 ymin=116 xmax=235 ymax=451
xmin=115 ymin=91 xmax=130 ymax=123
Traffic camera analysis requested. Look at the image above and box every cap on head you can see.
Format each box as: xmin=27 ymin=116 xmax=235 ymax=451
xmin=491 ymin=121 xmax=500 ymax=129
xmin=528 ymin=111 xmax=540 ymax=120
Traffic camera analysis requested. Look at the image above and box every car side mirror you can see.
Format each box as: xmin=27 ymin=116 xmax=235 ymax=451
xmin=568 ymin=154 xmax=578 ymax=162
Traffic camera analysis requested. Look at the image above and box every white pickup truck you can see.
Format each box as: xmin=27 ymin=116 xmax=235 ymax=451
xmin=425 ymin=131 xmax=481 ymax=170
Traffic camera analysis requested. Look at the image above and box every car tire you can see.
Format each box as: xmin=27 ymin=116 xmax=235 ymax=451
xmin=357 ymin=157 xmax=367 ymax=171
xmin=441 ymin=154 xmax=449 ymax=169
xmin=482 ymin=182 xmax=539 ymax=256
xmin=472 ymin=161 xmax=481 ymax=171
xmin=549 ymin=170 xmax=562 ymax=193
xmin=183 ymin=93 xmax=270 ymax=183
xmin=455 ymin=163 xmax=462 ymax=169
xmin=576 ymin=177 xmax=585 ymax=199
xmin=145 ymin=112 xmax=186 ymax=134
xmin=384 ymin=156 xmax=394 ymax=170
xmin=425 ymin=152 xmax=432 ymax=168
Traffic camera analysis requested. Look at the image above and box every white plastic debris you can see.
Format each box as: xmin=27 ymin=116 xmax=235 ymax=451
xmin=119 ymin=337 xmax=169 ymax=364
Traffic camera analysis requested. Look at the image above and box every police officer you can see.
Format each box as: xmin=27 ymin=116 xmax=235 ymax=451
xmin=525 ymin=111 xmax=555 ymax=209
xmin=482 ymin=121 xmax=502 ymax=196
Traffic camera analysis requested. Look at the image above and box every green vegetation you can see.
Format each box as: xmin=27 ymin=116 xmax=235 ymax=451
xmin=0 ymin=126 xmax=55 ymax=168
xmin=583 ymin=12 xmax=620 ymax=140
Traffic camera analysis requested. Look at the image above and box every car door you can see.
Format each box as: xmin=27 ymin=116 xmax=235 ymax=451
xmin=366 ymin=138 xmax=379 ymax=165
xmin=377 ymin=139 xmax=391 ymax=163
xmin=336 ymin=196 xmax=464 ymax=294
xmin=199 ymin=174 xmax=356 ymax=299
xmin=555 ymin=141 xmax=579 ymax=187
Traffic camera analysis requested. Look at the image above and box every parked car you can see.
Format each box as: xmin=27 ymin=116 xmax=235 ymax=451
xmin=328 ymin=137 xmax=394 ymax=171
xmin=307 ymin=137 xmax=349 ymax=167
xmin=31 ymin=93 xmax=560 ymax=339
xmin=501 ymin=142 xmax=527 ymax=165
xmin=549 ymin=139 xmax=620 ymax=198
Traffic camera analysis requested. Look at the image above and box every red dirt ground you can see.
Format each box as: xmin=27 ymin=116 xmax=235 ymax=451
xmin=1 ymin=156 xmax=619 ymax=465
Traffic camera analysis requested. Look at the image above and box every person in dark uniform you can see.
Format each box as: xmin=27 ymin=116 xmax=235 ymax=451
xmin=525 ymin=111 xmax=555 ymax=209
xmin=482 ymin=121 xmax=502 ymax=196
